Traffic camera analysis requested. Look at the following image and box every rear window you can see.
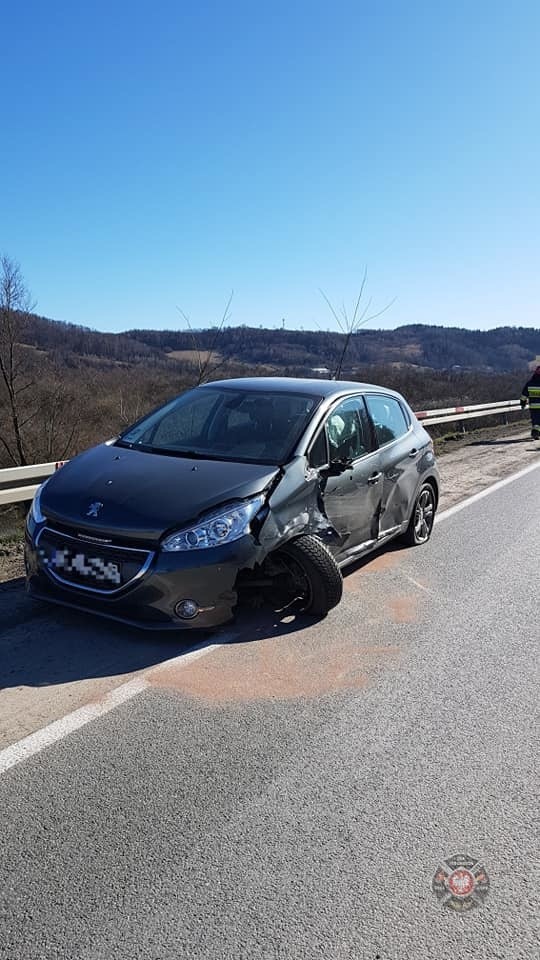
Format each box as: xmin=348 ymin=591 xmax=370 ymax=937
xmin=365 ymin=394 xmax=410 ymax=445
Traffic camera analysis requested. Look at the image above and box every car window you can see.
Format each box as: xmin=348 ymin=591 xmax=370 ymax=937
xmin=365 ymin=394 xmax=409 ymax=446
xmin=308 ymin=428 xmax=328 ymax=468
xmin=151 ymin=391 xmax=219 ymax=446
xmin=325 ymin=396 xmax=371 ymax=462
xmin=119 ymin=386 xmax=322 ymax=464
xmin=223 ymin=408 xmax=252 ymax=431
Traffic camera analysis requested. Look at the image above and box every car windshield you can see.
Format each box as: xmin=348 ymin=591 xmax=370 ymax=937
xmin=117 ymin=385 xmax=322 ymax=464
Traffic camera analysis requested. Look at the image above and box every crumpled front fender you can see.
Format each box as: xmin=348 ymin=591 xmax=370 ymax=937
xmin=255 ymin=456 xmax=339 ymax=557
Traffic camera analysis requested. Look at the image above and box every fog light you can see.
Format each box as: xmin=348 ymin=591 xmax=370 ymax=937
xmin=175 ymin=598 xmax=200 ymax=620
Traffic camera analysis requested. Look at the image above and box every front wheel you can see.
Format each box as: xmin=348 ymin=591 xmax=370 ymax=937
xmin=268 ymin=535 xmax=343 ymax=617
xmin=402 ymin=483 xmax=436 ymax=546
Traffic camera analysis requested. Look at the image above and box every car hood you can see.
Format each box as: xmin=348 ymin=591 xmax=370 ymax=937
xmin=40 ymin=443 xmax=279 ymax=545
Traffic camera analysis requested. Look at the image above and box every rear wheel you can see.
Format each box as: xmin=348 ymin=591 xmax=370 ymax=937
xmin=268 ymin=535 xmax=343 ymax=617
xmin=402 ymin=483 xmax=436 ymax=546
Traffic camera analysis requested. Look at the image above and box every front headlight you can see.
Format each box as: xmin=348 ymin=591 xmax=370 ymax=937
xmin=161 ymin=495 xmax=265 ymax=552
xmin=29 ymin=480 xmax=48 ymax=525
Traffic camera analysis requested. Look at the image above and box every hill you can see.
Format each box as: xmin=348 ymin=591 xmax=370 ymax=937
xmin=1 ymin=311 xmax=536 ymax=470
xmin=21 ymin=313 xmax=540 ymax=374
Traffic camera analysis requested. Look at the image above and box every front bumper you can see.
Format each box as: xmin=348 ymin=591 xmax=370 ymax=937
xmin=25 ymin=526 xmax=259 ymax=631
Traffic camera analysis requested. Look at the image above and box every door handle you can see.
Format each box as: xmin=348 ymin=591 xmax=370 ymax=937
xmin=368 ymin=471 xmax=382 ymax=485
xmin=408 ymin=448 xmax=418 ymax=458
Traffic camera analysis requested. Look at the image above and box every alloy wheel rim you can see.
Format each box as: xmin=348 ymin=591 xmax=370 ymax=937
xmin=414 ymin=489 xmax=434 ymax=543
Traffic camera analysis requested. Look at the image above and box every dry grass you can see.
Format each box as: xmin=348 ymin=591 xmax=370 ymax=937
xmin=166 ymin=349 xmax=222 ymax=364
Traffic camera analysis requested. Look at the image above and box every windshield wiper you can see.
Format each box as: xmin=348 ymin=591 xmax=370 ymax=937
xmin=115 ymin=440 xmax=212 ymax=458
xmin=114 ymin=440 xmax=275 ymax=464
xmin=157 ymin=448 xmax=221 ymax=460
xmin=145 ymin=446 xmax=235 ymax=461
xmin=115 ymin=438 xmax=149 ymax=450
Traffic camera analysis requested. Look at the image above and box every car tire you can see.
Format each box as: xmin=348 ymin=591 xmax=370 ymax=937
xmin=402 ymin=482 xmax=436 ymax=546
xmin=272 ymin=535 xmax=343 ymax=617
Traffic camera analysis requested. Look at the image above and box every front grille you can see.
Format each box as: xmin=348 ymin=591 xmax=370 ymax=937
xmin=36 ymin=526 xmax=153 ymax=595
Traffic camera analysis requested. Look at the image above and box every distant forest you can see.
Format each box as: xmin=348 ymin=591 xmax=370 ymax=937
xmin=23 ymin=313 xmax=540 ymax=374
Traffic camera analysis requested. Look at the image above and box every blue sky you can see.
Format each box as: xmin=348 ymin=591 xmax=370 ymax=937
xmin=1 ymin=1 xmax=539 ymax=333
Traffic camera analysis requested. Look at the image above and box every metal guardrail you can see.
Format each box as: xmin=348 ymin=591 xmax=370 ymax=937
xmin=0 ymin=398 xmax=526 ymax=506
xmin=414 ymin=398 xmax=522 ymax=426
xmin=0 ymin=462 xmax=67 ymax=506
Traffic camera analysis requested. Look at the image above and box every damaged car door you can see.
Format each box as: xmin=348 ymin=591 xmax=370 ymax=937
xmin=364 ymin=393 xmax=421 ymax=537
xmin=308 ymin=395 xmax=383 ymax=561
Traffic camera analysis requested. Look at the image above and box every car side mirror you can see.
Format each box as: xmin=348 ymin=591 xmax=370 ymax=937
xmin=324 ymin=457 xmax=353 ymax=476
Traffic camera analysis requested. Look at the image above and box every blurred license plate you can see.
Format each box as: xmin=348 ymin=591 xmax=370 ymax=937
xmin=52 ymin=548 xmax=121 ymax=585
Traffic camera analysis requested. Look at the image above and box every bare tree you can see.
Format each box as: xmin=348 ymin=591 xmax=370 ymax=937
xmin=0 ymin=256 xmax=86 ymax=467
xmin=176 ymin=291 xmax=235 ymax=384
xmin=320 ymin=268 xmax=396 ymax=380
xmin=0 ymin=255 xmax=36 ymax=465
xmin=32 ymin=374 xmax=84 ymax=462
xmin=118 ymin=387 xmax=145 ymax=426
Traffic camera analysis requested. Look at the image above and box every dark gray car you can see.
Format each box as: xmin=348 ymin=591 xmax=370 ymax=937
xmin=25 ymin=377 xmax=440 ymax=629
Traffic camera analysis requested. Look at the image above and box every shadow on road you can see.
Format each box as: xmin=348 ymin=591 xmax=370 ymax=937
xmin=0 ymin=582 xmax=206 ymax=691
xmin=0 ymin=540 xmax=401 ymax=691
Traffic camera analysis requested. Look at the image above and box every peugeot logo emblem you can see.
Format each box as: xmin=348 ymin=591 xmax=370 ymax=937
xmin=86 ymin=501 xmax=104 ymax=518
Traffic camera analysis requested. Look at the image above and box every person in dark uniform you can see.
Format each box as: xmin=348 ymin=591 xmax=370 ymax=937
xmin=520 ymin=365 xmax=540 ymax=439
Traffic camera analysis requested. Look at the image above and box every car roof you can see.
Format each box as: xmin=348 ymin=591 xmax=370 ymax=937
xmin=202 ymin=376 xmax=404 ymax=400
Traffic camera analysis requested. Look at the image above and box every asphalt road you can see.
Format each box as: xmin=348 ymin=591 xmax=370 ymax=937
xmin=0 ymin=466 xmax=539 ymax=959
xmin=2 ymin=429 xmax=539 ymax=751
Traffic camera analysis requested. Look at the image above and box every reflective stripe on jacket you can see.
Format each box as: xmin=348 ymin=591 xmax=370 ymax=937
xmin=521 ymin=374 xmax=540 ymax=409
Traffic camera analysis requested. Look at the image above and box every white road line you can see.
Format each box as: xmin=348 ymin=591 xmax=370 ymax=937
xmin=0 ymin=677 xmax=147 ymax=775
xmin=0 ymin=638 xmax=229 ymax=776
xmin=401 ymin=573 xmax=433 ymax=594
xmin=2 ymin=458 xmax=540 ymax=777
xmin=435 ymin=458 xmax=540 ymax=525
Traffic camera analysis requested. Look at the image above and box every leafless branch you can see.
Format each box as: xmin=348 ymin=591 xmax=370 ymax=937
xmin=319 ymin=268 xmax=396 ymax=379
xmin=176 ymin=290 xmax=235 ymax=385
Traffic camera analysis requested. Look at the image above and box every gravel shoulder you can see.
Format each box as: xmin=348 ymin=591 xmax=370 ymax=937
xmin=0 ymin=542 xmax=24 ymax=584
xmin=435 ymin=424 xmax=539 ymax=511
